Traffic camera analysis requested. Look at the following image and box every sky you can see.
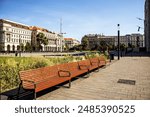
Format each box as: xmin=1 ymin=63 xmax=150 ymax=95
xmin=0 ymin=0 xmax=145 ymax=41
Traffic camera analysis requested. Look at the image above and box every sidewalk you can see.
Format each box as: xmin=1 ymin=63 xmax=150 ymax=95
xmin=38 ymin=57 xmax=150 ymax=100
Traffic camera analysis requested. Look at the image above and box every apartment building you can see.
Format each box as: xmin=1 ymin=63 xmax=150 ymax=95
xmin=113 ymin=33 xmax=144 ymax=47
xmin=83 ymin=34 xmax=115 ymax=50
xmin=64 ymin=38 xmax=80 ymax=49
xmin=0 ymin=19 xmax=32 ymax=52
xmin=30 ymin=26 xmax=63 ymax=52
xmin=0 ymin=19 xmax=64 ymax=52
xmin=83 ymin=33 xmax=144 ymax=50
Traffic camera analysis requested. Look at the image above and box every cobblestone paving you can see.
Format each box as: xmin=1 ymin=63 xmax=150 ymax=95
xmin=38 ymin=57 xmax=150 ymax=100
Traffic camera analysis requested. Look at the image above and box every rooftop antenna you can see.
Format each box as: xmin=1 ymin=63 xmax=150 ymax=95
xmin=60 ymin=18 xmax=62 ymax=34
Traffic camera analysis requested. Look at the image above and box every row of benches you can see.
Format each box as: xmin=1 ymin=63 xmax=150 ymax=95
xmin=18 ymin=56 xmax=108 ymax=99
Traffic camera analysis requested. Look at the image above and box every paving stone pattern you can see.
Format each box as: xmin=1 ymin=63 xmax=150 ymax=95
xmin=38 ymin=57 xmax=150 ymax=100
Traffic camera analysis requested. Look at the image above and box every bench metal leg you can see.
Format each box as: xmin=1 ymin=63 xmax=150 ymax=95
xmin=34 ymin=84 xmax=36 ymax=100
xmin=94 ymin=65 xmax=100 ymax=72
xmin=68 ymin=80 xmax=71 ymax=88
xmin=82 ymin=69 xmax=90 ymax=78
xmin=17 ymin=82 xmax=22 ymax=100
xmin=34 ymin=91 xmax=36 ymax=100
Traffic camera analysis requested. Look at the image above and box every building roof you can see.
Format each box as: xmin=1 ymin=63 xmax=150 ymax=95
xmin=64 ymin=38 xmax=74 ymax=41
xmin=0 ymin=19 xmax=31 ymax=30
xmin=0 ymin=19 xmax=60 ymax=35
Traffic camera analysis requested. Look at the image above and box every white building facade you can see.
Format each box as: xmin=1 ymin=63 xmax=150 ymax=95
xmin=30 ymin=26 xmax=64 ymax=52
xmin=64 ymin=38 xmax=80 ymax=49
xmin=0 ymin=19 xmax=64 ymax=52
xmin=0 ymin=19 xmax=32 ymax=52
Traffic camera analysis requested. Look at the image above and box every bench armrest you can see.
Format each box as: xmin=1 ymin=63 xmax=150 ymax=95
xmin=90 ymin=61 xmax=99 ymax=65
xmin=58 ymin=70 xmax=71 ymax=77
xmin=20 ymin=79 xmax=36 ymax=89
xmin=78 ymin=65 xmax=89 ymax=70
xmin=21 ymin=79 xmax=35 ymax=84
xmin=99 ymin=60 xmax=106 ymax=64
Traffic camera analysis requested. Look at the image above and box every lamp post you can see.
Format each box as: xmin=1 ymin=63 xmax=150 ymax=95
xmin=117 ymin=24 xmax=120 ymax=60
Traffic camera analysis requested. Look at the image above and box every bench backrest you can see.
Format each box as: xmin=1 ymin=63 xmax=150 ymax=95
xmin=99 ymin=56 xmax=106 ymax=65
xmin=19 ymin=65 xmax=58 ymax=89
xmin=89 ymin=57 xmax=99 ymax=64
xmin=78 ymin=59 xmax=91 ymax=66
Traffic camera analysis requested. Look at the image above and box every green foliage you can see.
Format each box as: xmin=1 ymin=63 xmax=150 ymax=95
xmin=81 ymin=36 xmax=89 ymax=50
xmin=120 ymin=43 xmax=126 ymax=51
xmin=36 ymin=32 xmax=48 ymax=51
xmin=0 ymin=59 xmax=19 ymax=92
xmin=64 ymin=44 xmax=69 ymax=51
xmin=20 ymin=43 xmax=24 ymax=51
xmin=85 ymin=52 xmax=100 ymax=59
xmin=25 ymin=42 xmax=32 ymax=52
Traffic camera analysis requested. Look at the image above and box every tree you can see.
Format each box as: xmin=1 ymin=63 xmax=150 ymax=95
xmin=99 ymin=40 xmax=107 ymax=53
xmin=81 ymin=36 xmax=89 ymax=50
xmin=20 ymin=43 xmax=24 ymax=52
xmin=64 ymin=44 xmax=69 ymax=51
xmin=0 ymin=44 xmax=4 ymax=52
xmin=120 ymin=43 xmax=126 ymax=51
xmin=25 ymin=42 xmax=32 ymax=52
xmin=36 ymin=33 xmax=48 ymax=51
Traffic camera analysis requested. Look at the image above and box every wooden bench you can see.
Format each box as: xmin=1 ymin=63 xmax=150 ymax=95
xmin=18 ymin=65 xmax=71 ymax=99
xmin=18 ymin=56 xmax=108 ymax=99
xmin=57 ymin=62 xmax=89 ymax=78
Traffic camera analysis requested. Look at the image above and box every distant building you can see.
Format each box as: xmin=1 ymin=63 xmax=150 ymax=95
xmin=83 ymin=33 xmax=144 ymax=50
xmin=30 ymin=26 xmax=63 ymax=52
xmin=64 ymin=38 xmax=80 ymax=49
xmin=145 ymin=0 xmax=150 ymax=52
xmin=113 ymin=33 xmax=144 ymax=47
xmin=0 ymin=19 xmax=32 ymax=52
xmin=84 ymin=34 xmax=115 ymax=50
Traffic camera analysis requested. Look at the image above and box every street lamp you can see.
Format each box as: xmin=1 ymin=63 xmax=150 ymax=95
xmin=117 ymin=24 xmax=120 ymax=60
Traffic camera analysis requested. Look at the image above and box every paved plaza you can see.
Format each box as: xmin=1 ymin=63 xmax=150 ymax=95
xmin=38 ymin=57 xmax=150 ymax=100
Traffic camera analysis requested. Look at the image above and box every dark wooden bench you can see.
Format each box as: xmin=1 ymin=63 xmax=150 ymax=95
xmin=19 ymin=65 xmax=71 ymax=99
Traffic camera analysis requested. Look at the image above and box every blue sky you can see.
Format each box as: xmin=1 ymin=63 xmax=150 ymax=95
xmin=0 ymin=0 xmax=145 ymax=41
